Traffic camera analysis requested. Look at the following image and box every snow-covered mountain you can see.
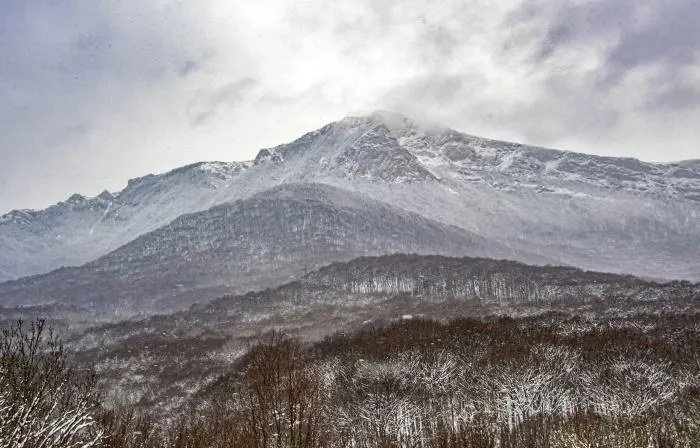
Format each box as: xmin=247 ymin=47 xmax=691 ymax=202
xmin=1 ymin=111 xmax=699 ymax=291
xmin=0 ymin=161 xmax=251 ymax=282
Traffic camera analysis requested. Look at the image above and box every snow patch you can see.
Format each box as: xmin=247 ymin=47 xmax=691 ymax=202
xmin=498 ymin=153 xmax=517 ymax=172
xmin=544 ymin=158 xmax=562 ymax=174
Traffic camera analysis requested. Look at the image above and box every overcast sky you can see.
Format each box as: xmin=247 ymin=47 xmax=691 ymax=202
xmin=1 ymin=0 xmax=699 ymax=213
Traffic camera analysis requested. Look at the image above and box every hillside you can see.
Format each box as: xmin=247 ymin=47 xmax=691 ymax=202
xmin=0 ymin=185 xmax=544 ymax=319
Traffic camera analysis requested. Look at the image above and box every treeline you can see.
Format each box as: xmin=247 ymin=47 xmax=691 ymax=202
xmin=2 ymin=314 xmax=700 ymax=447
xmin=304 ymin=254 xmax=700 ymax=303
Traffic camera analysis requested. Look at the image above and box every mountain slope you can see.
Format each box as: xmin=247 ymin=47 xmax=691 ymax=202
xmin=0 ymin=117 xmax=436 ymax=282
xmin=365 ymin=112 xmax=700 ymax=279
xmin=0 ymin=162 xmax=249 ymax=281
xmin=0 ymin=183 xmax=543 ymax=318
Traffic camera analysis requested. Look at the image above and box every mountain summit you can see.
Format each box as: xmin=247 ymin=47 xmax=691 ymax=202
xmin=252 ymin=115 xmax=436 ymax=182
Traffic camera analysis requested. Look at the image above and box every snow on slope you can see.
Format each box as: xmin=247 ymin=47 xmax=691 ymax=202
xmin=341 ymin=112 xmax=700 ymax=280
xmin=1 ymin=112 xmax=699 ymax=285
xmin=0 ymin=162 xmax=250 ymax=281
xmin=242 ymin=111 xmax=700 ymax=280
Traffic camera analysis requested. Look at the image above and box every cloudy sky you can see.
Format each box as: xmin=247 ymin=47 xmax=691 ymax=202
xmin=1 ymin=0 xmax=699 ymax=213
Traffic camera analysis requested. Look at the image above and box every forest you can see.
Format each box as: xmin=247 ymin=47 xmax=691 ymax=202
xmin=2 ymin=311 xmax=699 ymax=447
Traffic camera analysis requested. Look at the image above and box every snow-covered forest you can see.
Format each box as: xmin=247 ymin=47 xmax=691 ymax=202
xmin=2 ymin=256 xmax=699 ymax=447
xmin=3 ymin=312 xmax=699 ymax=447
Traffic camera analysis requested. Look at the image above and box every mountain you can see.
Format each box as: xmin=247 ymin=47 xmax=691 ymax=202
xmin=359 ymin=112 xmax=700 ymax=280
xmin=0 ymin=183 xmax=547 ymax=319
xmin=0 ymin=162 xmax=249 ymax=281
xmin=1 ymin=111 xmax=699 ymax=289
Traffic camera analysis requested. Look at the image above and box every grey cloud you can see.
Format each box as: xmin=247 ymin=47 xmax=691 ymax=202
xmin=179 ymin=60 xmax=199 ymax=77
xmin=510 ymin=0 xmax=700 ymax=85
xmin=379 ymin=73 xmax=489 ymax=131
xmin=187 ymin=78 xmax=257 ymax=126
xmin=538 ymin=23 xmax=574 ymax=60
xmin=177 ymin=50 xmax=217 ymax=78
xmin=508 ymin=0 xmax=632 ymax=58
xmin=415 ymin=22 xmax=460 ymax=67
xmin=291 ymin=0 xmax=468 ymax=71
xmin=50 ymin=121 xmax=94 ymax=146
xmin=500 ymin=88 xmax=621 ymax=145
xmin=607 ymin=1 xmax=700 ymax=68
xmin=649 ymin=82 xmax=700 ymax=111
xmin=493 ymin=0 xmax=700 ymax=151
xmin=258 ymin=82 xmax=332 ymax=107
xmin=284 ymin=0 xmax=699 ymax=158
xmin=383 ymin=74 xmax=467 ymax=109
xmin=0 ymin=0 xmax=254 ymax=212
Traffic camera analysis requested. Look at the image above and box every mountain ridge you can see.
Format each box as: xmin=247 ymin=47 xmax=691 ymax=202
xmin=1 ymin=112 xmax=699 ymax=286
xmin=4 ymin=112 xmax=699 ymax=219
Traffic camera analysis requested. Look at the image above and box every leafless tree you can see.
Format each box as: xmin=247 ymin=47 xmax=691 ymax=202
xmin=0 ymin=319 xmax=102 ymax=448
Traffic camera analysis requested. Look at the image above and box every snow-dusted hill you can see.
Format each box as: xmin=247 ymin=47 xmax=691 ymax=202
xmin=1 ymin=111 xmax=699 ymax=289
xmin=0 ymin=183 xmax=546 ymax=318
xmin=64 ymin=254 xmax=700 ymax=410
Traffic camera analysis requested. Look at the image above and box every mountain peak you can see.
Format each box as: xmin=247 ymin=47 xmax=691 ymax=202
xmin=0 ymin=209 xmax=34 ymax=226
xmin=97 ymin=190 xmax=115 ymax=201
xmin=253 ymin=148 xmax=284 ymax=165
xmin=251 ymin=114 xmax=437 ymax=183
xmin=66 ymin=193 xmax=87 ymax=204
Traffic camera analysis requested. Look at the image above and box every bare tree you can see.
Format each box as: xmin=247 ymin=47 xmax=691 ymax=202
xmin=237 ymin=332 xmax=327 ymax=448
xmin=0 ymin=319 xmax=102 ymax=448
